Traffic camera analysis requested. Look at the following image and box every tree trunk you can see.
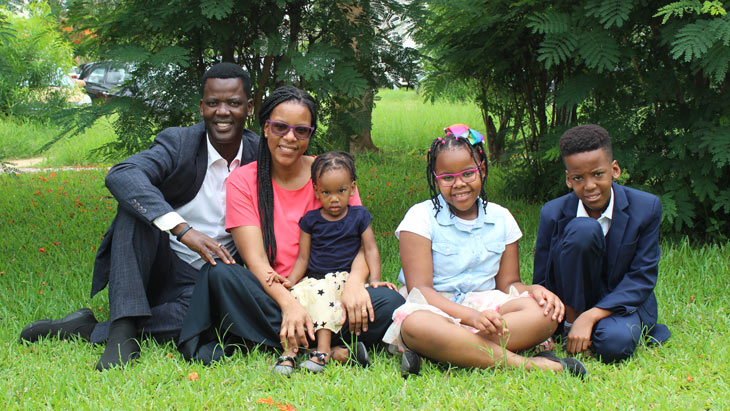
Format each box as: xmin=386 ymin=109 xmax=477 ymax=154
xmin=349 ymin=89 xmax=378 ymax=152
xmin=328 ymin=0 xmax=379 ymax=153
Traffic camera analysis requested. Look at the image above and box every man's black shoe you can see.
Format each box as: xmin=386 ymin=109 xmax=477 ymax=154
xmin=19 ymin=308 xmax=97 ymax=342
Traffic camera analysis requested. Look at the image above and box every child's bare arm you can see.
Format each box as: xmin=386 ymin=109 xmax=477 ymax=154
xmin=360 ymin=225 xmax=381 ymax=283
xmin=287 ymin=230 xmax=311 ymax=286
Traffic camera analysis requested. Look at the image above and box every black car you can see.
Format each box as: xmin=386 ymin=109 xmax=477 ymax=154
xmin=78 ymin=61 xmax=134 ymax=101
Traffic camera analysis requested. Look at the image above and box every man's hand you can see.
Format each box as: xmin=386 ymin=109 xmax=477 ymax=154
xmin=175 ymin=225 xmax=233 ymax=266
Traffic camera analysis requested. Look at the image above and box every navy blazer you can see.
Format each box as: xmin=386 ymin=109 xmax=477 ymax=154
xmin=91 ymin=122 xmax=260 ymax=297
xmin=533 ymin=182 xmax=663 ymax=328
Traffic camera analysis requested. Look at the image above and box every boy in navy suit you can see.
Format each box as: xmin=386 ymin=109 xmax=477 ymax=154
xmin=533 ymin=124 xmax=670 ymax=363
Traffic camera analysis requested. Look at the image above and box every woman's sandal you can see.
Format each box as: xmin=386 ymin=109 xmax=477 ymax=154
xmin=272 ymin=355 xmax=297 ymax=377
xmin=535 ymin=350 xmax=587 ymax=378
xmin=400 ymin=350 xmax=421 ymax=377
xmin=299 ymin=351 xmax=329 ymax=373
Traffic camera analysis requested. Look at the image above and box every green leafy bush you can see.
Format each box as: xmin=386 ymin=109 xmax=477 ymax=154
xmin=0 ymin=3 xmax=75 ymax=118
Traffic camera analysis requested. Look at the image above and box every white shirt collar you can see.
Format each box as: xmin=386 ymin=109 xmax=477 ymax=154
xmin=576 ymin=187 xmax=614 ymax=235
xmin=205 ymin=134 xmax=243 ymax=170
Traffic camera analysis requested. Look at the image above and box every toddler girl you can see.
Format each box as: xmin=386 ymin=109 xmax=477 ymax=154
xmin=268 ymin=151 xmax=395 ymax=374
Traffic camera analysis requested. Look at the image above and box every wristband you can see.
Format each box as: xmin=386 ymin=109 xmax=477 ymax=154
xmin=176 ymin=224 xmax=193 ymax=242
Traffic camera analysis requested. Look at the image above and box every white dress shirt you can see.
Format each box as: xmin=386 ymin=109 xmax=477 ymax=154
xmin=576 ymin=187 xmax=614 ymax=235
xmin=153 ymin=136 xmax=242 ymax=269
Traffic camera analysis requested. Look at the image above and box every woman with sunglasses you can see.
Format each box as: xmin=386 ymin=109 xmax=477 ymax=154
xmin=382 ymin=124 xmax=586 ymax=377
xmin=177 ymin=86 xmax=404 ymax=369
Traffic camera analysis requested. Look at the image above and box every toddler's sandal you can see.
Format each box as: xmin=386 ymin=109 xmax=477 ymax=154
xmin=299 ymin=351 xmax=328 ymax=373
xmin=272 ymin=355 xmax=297 ymax=377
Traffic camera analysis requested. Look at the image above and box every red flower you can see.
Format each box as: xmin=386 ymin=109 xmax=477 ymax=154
xmin=257 ymin=397 xmax=275 ymax=405
xmin=53 ymin=242 xmax=60 ymax=246
xmin=39 ymin=247 xmax=45 ymax=253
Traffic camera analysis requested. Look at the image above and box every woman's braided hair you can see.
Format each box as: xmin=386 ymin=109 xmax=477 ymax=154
xmin=256 ymin=85 xmax=318 ymax=265
xmin=425 ymin=134 xmax=489 ymax=217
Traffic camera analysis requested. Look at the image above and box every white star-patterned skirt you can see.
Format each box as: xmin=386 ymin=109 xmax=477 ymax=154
xmin=290 ymin=271 xmax=349 ymax=333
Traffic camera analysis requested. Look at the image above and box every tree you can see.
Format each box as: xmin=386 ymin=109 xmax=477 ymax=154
xmin=61 ymin=0 xmax=417 ymax=154
xmin=0 ymin=2 xmax=75 ymax=115
xmin=408 ymin=0 xmax=574 ymax=172
xmin=528 ymin=0 xmax=730 ymax=236
xmin=411 ymin=0 xmax=730 ymax=237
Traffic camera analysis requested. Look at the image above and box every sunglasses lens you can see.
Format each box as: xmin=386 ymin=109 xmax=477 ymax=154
xmin=293 ymin=126 xmax=312 ymax=139
xmin=271 ymin=121 xmax=289 ymax=135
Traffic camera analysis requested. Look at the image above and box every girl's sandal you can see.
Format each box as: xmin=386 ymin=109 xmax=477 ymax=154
xmin=272 ymin=355 xmax=297 ymax=377
xmin=299 ymin=351 xmax=328 ymax=373
xmin=534 ymin=350 xmax=587 ymax=378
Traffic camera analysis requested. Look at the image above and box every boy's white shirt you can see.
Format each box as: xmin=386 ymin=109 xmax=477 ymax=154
xmin=576 ymin=187 xmax=614 ymax=236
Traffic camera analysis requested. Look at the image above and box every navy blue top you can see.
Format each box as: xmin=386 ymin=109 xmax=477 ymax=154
xmin=298 ymin=205 xmax=373 ymax=279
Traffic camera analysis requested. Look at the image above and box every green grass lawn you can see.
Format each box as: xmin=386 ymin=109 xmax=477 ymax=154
xmin=0 ymin=115 xmax=120 ymax=167
xmin=1 ymin=89 xmax=728 ymax=409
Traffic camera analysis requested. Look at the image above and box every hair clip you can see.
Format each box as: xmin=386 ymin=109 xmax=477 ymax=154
xmin=443 ymin=123 xmax=485 ymax=146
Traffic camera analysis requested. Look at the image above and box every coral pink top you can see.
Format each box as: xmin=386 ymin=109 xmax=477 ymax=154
xmin=226 ymin=160 xmax=361 ymax=276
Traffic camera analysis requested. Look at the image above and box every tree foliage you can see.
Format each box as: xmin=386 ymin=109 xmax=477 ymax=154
xmin=60 ymin=0 xmax=418 ymax=154
xmin=413 ymin=0 xmax=730 ymax=238
xmin=0 ymin=2 xmax=75 ymax=116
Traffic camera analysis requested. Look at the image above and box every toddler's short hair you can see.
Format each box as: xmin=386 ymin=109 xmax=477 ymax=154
xmin=311 ymin=151 xmax=357 ymax=185
xmin=559 ymin=124 xmax=613 ymax=159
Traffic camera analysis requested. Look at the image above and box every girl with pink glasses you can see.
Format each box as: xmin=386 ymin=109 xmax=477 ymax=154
xmin=383 ymin=124 xmax=587 ymax=377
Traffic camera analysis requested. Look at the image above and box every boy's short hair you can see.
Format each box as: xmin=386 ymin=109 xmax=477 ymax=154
xmin=200 ymin=62 xmax=252 ymax=100
xmin=559 ymin=124 xmax=613 ymax=160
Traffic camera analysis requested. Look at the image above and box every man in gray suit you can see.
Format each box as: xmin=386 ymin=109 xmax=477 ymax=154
xmin=20 ymin=62 xmax=260 ymax=370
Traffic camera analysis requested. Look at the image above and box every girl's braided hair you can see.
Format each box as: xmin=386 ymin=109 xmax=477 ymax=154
xmin=426 ymin=134 xmax=489 ymax=217
xmin=256 ymin=85 xmax=318 ymax=266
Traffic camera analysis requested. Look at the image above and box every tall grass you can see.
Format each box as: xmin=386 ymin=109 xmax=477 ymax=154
xmin=372 ymin=88 xmax=483 ymax=152
xmin=0 ymin=89 xmax=727 ymax=409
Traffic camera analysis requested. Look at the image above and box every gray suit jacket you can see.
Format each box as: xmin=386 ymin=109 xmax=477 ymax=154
xmin=91 ymin=122 xmax=260 ymax=297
